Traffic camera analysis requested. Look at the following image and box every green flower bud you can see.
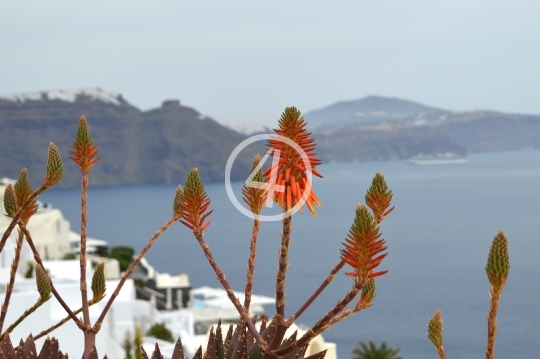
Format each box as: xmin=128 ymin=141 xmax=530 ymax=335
xmin=91 ymin=263 xmax=106 ymax=302
xmin=427 ymin=309 xmax=444 ymax=348
xmin=35 ymin=264 xmax=52 ymax=303
xmin=486 ymin=231 xmax=510 ymax=289
xmin=44 ymin=142 xmax=64 ymax=186
xmin=3 ymin=183 xmax=17 ymax=217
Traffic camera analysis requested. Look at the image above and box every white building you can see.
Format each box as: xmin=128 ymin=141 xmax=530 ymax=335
xmin=0 ymin=178 xmax=71 ymax=262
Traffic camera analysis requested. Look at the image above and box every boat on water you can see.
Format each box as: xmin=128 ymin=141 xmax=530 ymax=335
xmin=408 ymin=152 xmax=468 ymax=165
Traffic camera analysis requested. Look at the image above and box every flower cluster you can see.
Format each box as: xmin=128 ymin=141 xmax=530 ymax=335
xmin=264 ymin=107 xmax=322 ymax=215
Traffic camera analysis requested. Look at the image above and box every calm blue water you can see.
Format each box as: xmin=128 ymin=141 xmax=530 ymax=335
xmin=40 ymin=150 xmax=540 ymax=359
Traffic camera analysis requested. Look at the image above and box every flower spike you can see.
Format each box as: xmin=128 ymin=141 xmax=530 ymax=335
xmin=242 ymin=155 xmax=266 ymax=215
xmin=91 ymin=263 xmax=106 ymax=302
xmin=173 ymin=185 xmax=185 ymax=219
xmin=357 ymin=278 xmax=376 ymax=309
xmin=178 ymin=169 xmax=212 ymax=235
xmin=427 ymin=310 xmax=446 ymax=359
xmin=69 ymin=115 xmax=100 ymax=174
xmin=3 ymin=184 xmax=17 ymax=217
xmin=14 ymin=168 xmax=37 ymax=225
xmin=35 ymin=264 xmax=52 ymax=303
xmin=485 ymin=231 xmax=510 ymax=290
xmin=365 ymin=173 xmax=394 ymax=223
xmin=340 ymin=205 xmax=388 ymax=283
xmin=44 ymin=142 xmax=64 ymax=186
xmin=265 ymin=107 xmax=322 ymax=215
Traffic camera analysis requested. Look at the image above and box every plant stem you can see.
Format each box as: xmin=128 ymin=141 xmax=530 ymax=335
xmin=274 ymin=282 xmax=362 ymax=356
xmin=0 ymin=229 xmax=24 ymax=334
xmin=275 ymin=214 xmax=292 ymax=319
xmin=79 ymin=174 xmax=91 ymax=331
xmin=486 ymin=285 xmax=502 ymax=359
xmin=34 ymin=298 xmax=98 ymax=340
xmin=93 ymin=217 xmax=177 ymax=332
xmin=0 ymin=298 xmax=45 ymax=342
xmin=291 ymin=259 xmax=345 ymax=321
xmin=262 ymin=213 xmax=293 ymax=359
xmin=194 ymin=232 xmax=268 ymax=349
xmin=244 ymin=218 xmax=260 ymax=312
xmin=19 ymin=225 xmax=83 ymax=327
xmin=0 ymin=185 xmax=47 ymax=253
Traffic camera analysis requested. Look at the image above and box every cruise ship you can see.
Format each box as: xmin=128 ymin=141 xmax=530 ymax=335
xmin=408 ymin=152 xmax=468 ymax=165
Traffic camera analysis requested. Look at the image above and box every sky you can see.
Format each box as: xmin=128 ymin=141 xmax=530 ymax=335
xmin=0 ymin=1 xmax=539 ymax=127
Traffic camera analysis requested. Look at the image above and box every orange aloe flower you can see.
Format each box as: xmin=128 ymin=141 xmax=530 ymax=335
xmin=176 ymin=168 xmax=212 ymax=235
xmin=69 ymin=115 xmax=100 ymax=174
xmin=340 ymin=205 xmax=388 ymax=282
xmin=264 ymin=107 xmax=322 ymax=215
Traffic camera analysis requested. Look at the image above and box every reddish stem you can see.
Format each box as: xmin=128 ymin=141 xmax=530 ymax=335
xmin=194 ymin=232 xmax=268 ymax=350
xmin=93 ymin=217 xmax=177 ymax=332
xmin=291 ymin=259 xmax=345 ymax=321
xmin=244 ymin=218 xmax=261 ymax=311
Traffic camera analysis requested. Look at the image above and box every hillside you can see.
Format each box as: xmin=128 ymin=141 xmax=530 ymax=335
xmin=0 ymin=89 xmax=260 ymax=188
xmin=307 ymin=96 xmax=540 ymax=163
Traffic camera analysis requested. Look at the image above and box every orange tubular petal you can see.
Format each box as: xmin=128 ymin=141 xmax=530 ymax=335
xmin=286 ymin=186 xmax=292 ymax=211
xmin=201 ymin=221 xmax=211 ymax=230
xmin=290 ymin=176 xmax=297 ymax=197
xmin=285 ymin=167 xmax=291 ymax=182
xmin=368 ymin=270 xmax=388 ymax=279
xmin=383 ymin=206 xmax=396 ymax=217
xmin=295 ymin=181 xmax=303 ymax=201
xmin=179 ymin=220 xmax=194 ymax=229
xmin=279 ymin=185 xmax=285 ymax=205
xmin=311 ymin=168 xmax=323 ymax=178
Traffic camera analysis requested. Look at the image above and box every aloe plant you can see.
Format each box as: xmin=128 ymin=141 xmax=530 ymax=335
xmin=0 ymin=108 xmax=395 ymax=359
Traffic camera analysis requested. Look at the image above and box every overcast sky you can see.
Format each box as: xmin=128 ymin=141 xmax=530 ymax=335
xmin=1 ymin=1 xmax=539 ymax=126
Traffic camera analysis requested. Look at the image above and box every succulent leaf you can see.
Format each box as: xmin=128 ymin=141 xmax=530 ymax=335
xmin=486 ymin=231 xmax=510 ymax=289
xmin=3 ymin=183 xmax=17 ymax=217
xmin=91 ymin=263 xmax=106 ymax=301
xmin=44 ymin=142 xmax=64 ymax=186
xmin=35 ymin=264 xmax=52 ymax=303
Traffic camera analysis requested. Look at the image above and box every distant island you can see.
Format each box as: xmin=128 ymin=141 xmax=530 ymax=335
xmin=1 ymin=89 xmax=539 ymax=187
xmin=305 ymin=95 xmax=540 ymax=163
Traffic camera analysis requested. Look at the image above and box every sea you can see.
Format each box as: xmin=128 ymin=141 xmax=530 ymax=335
xmin=40 ymin=150 xmax=540 ymax=359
